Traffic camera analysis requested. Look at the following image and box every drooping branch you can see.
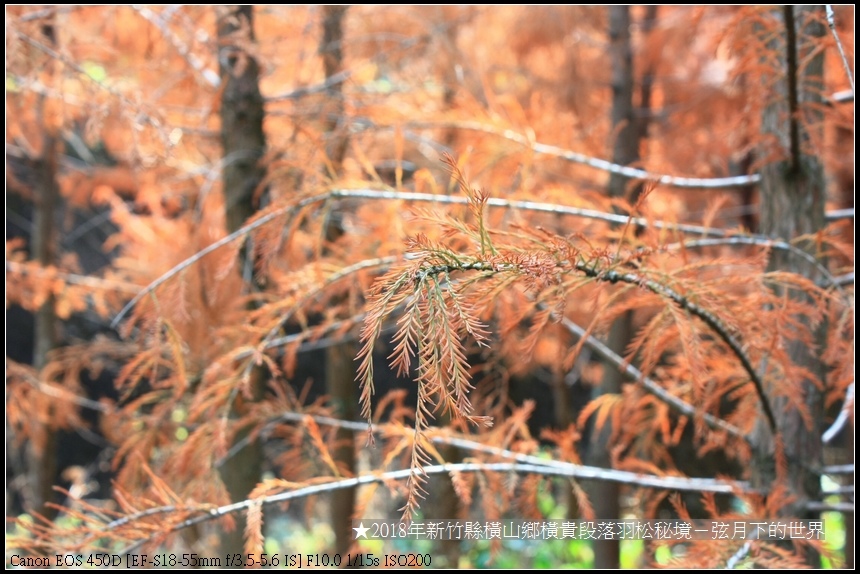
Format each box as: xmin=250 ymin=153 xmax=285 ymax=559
xmin=411 ymin=257 xmax=777 ymax=434
xmin=36 ymin=407 xmax=848 ymax=554
xmin=573 ymin=263 xmax=778 ymax=434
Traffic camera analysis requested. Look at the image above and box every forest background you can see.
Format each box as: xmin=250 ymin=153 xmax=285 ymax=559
xmin=5 ymin=5 xmax=855 ymax=569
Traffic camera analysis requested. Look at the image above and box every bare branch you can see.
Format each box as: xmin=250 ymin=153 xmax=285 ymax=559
xmin=726 ymin=541 xmax=753 ymax=569
xmin=402 ymin=120 xmax=761 ymax=189
xmin=826 ymin=6 xmax=855 ymax=93
xmin=805 ymin=501 xmax=854 ymax=513
xmin=821 ymin=464 xmax=854 ymax=475
xmin=114 ymin=459 xmax=747 ymax=555
xmin=826 ymin=207 xmax=854 ymax=221
xmin=7 ymin=361 xmax=114 ymax=414
xmin=111 ymin=201 xmax=299 ymax=327
xmin=822 ymin=382 xmax=854 ymax=444
xmin=265 ymin=68 xmax=352 ymax=101
xmin=828 ymin=90 xmax=853 ymax=104
xmin=18 ymin=6 xmax=79 ymax=22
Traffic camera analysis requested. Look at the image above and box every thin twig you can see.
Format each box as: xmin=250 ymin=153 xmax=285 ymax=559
xmin=805 ymin=501 xmax=854 ymax=512
xmin=828 ymin=90 xmax=853 ymax=104
xmin=826 ymin=6 xmax=855 ymax=93
xmin=826 ymin=207 xmax=854 ymax=221
xmin=7 ymin=362 xmax=114 ymax=414
xmin=266 ymin=68 xmax=352 ymax=101
xmin=235 ymin=313 xmax=368 ymax=361
xmin=832 ymin=272 xmax=853 ymax=287
xmin=18 ymin=6 xmax=79 ymax=22
xmin=111 ymin=200 xmax=300 ymax=327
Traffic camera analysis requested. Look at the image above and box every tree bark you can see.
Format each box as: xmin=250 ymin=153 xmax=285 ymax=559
xmin=319 ymin=6 xmax=359 ymax=557
xmin=320 ymin=5 xmax=349 ymax=175
xmin=28 ymin=131 xmax=61 ymax=521
xmin=585 ymin=7 xmax=657 ymax=568
xmin=216 ymin=5 xmax=268 ymax=556
xmin=26 ymin=14 xmax=62 ymax=524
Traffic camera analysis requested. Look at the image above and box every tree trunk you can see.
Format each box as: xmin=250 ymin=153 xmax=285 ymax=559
xmin=320 ymin=5 xmax=349 ymax=175
xmin=584 ymin=6 xmax=657 ymax=568
xmin=216 ymin=5 xmax=268 ymax=556
xmin=28 ymin=131 xmax=61 ymax=521
xmin=751 ymin=6 xmax=827 ymax=567
xmin=319 ymin=6 xmax=359 ymax=557
xmin=27 ymin=14 xmax=62 ymax=524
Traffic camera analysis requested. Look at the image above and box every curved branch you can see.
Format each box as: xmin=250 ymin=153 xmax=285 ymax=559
xmin=826 ymin=6 xmax=855 ymax=93
xmin=405 ymin=257 xmax=777 ymax=435
xmin=575 ymin=264 xmax=778 ymax=434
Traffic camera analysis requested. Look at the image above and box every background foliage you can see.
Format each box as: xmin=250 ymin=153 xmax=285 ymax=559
xmin=6 ymin=5 xmax=854 ymax=568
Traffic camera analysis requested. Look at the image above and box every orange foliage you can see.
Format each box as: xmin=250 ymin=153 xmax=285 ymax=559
xmin=5 ymin=5 xmax=853 ymax=568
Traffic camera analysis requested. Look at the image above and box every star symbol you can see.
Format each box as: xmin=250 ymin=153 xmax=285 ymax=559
xmin=353 ymin=522 xmax=370 ymax=539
